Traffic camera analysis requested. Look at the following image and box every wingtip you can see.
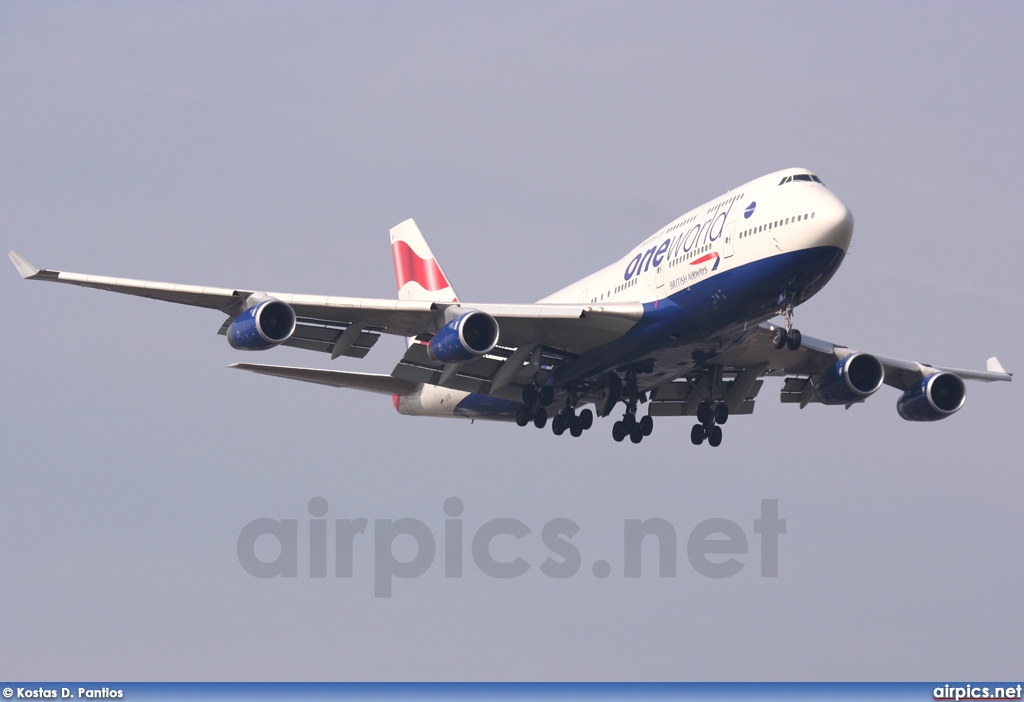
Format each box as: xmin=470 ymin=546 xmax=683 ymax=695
xmin=8 ymin=250 xmax=40 ymax=279
xmin=986 ymin=356 xmax=1009 ymax=375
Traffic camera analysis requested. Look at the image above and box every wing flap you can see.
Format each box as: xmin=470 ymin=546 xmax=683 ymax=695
xmin=648 ymin=378 xmax=764 ymax=416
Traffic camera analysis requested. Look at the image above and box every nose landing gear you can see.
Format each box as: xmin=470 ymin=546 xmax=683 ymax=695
xmin=771 ymin=302 xmax=802 ymax=351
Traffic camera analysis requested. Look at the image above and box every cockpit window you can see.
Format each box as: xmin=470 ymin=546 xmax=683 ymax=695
xmin=779 ymin=173 xmax=824 ymax=186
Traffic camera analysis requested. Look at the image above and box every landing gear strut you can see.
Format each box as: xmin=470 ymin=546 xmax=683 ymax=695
xmin=771 ymin=302 xmax=802 ymax=351
xmin=611 ymin=369 xmax=654 ymax=444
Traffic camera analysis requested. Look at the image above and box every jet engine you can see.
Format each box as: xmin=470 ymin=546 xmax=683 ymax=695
xmin=427 ymin=310 xmax=499 ymax=363
xmin=227 ymin=299 xmax=297 ymax=350
xmin=897 ymin=372 xmax=966 ymax=421
xmin=816 ymin=353 xmax=885 ymax=405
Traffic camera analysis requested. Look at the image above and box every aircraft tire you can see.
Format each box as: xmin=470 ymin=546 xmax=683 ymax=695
xmin=516 ymin=405 xmax=531 ymax=427
xmin=552 ymin=414 xmax=565 ymax=436
xmin=533 ymin=407 xmax=547 ymax=429
xmin=579 ymin=408 xmax=594 ymax=430
xmin=697 ymin=401 xmax=713 ymax=425
xmin=522 ymin=384 xmax=538 ymax=405
xmin=640 ymin=415 xmax=653 ymax=436
xmin=690 ymin=424 xmax=705 ymax=445
xmin=771 ymin=327 xmax=788 ymax=350
xmin=787 ymin=329 xmax=802 ymax=351
xmin=708 ymin=425 xmax=723 ymax=447
xmin=612 ymin=421 xmax=626 ymax=442
xmin=630 ymin=427 xmax=644 ymax=444
xmin=714 ymin=404 xmax=729 ymax=425
xmin=540 ymin=385 xmax=555 ymax=407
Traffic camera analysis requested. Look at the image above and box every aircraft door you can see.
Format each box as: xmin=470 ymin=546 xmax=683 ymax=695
xmin=723 ymin=221 xmax=735 ymax=259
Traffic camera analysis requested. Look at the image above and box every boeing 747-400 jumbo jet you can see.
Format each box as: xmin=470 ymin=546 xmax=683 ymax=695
xmin=9 ymin=168 xmax=1012 ymax=446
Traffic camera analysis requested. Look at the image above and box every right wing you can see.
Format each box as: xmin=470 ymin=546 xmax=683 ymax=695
xmin=9 ymin=250 xmax=642 ymax=364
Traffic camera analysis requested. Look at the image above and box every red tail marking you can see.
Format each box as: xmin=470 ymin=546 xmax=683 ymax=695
xmin=392 ymin=240 xmax=451 ymax=292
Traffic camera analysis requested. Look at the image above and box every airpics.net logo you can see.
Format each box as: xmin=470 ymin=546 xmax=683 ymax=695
xmin=236 ymin=498 xmax=786 ymax=597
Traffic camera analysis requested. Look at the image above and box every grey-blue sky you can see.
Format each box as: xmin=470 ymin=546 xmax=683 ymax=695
xmin=1 ymin=1 xmax=1021 ymax=680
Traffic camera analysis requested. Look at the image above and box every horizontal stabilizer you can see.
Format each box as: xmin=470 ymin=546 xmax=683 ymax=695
xmin=229 ymin=363 xmax=420 ymax=396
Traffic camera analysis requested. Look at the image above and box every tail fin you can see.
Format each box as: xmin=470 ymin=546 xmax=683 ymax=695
xmin=389 ymin=219 xmax=459 ymax=303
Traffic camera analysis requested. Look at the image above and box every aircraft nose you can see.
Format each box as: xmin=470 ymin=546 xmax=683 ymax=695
xmin=815 ymin=195 xmax=854 ymax=252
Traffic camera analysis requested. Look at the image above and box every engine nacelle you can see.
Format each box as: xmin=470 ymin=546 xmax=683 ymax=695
xmin=816 ymin=352 xmax=885 ymax=405
xmin=227 ymin=299 xmax=297 ymax=350
xmin=897 ymin=372 xmax=966 ymax=421
xmin=427 ymin=310 xmax=499 ymax=363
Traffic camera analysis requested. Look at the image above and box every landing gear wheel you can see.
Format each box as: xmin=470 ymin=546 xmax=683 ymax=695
xmin=623 ymin=413 xmax=637 ymax=432
xmin=708 ymin=425 xmax=723 ymax=447
xmin=533 ymin=407 xmax=547 ymax=429
xmin=612 ymin=421 xmax=626 ymax=442
xmin=697 ymin=401 xmax=713 ymax=425
xmin=771 ymin=327 xmax=788 ymax=350
xmin=579 ymin=408 xmax=594 ymax=431
xmin=516 ymin=405 xmax=531 ymax=427
xmin=552 ymin=414 xmax=565 ymax=436
xmin=522 ymin=385 xmax=538 ymax=405
xmin=690 ymin=424 xmax=705 ymax=445
xmin=630 ymin=426 xmax=644 ymax=444
xmin=570 ymin=419 xmax=584 ymax=438
xmin=640 ymin=415 xmax=653 ymax=437
xmin=714 ymin=403 xmax=729 ymax=425
xmin=540 ymin=385 xmax=555 ymax=407
xmin=786 ymin=328 xmax=802 ymax=351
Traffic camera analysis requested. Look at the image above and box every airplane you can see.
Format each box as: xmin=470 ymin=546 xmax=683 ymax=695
xmin=8 ymin=167 xmax=1012 ymax=446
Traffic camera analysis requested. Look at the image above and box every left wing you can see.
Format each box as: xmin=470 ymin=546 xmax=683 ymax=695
xmin=715 ymin=324 xmax=1012 ymax=389
xmin=8 ymin=251 xmax=642 ymax=361
xmin=647 ymin=323 xmax=1011 ymax=419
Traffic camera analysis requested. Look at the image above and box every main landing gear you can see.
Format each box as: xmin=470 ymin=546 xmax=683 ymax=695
xmin=690 ymin=400 xmax=728 ymax=448
xmin=515 ymin=383 xmax=554 ymax=429
xmin=610 ymin=369 xmax=654 ymax=444
xmin=552 ymin=406 xmax=594 ymax=438
xmin=516 ymin=383 xmax=597 ymax=438
xmin=550 ymin=385 xmax=595 ymax=438
xmin=771 ymin=302 xmax=802 ymax=351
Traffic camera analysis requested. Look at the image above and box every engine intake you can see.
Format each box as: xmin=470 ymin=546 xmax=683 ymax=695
xmin=227 ymin=299 xmax=297 ymax=350
xmin=816 ymin=353 xmax=885 ymax=405
xmin=428 ymin=310 xmax=499 ymax=364
xmin=897 ymin=372 xmax=966 ymax=421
